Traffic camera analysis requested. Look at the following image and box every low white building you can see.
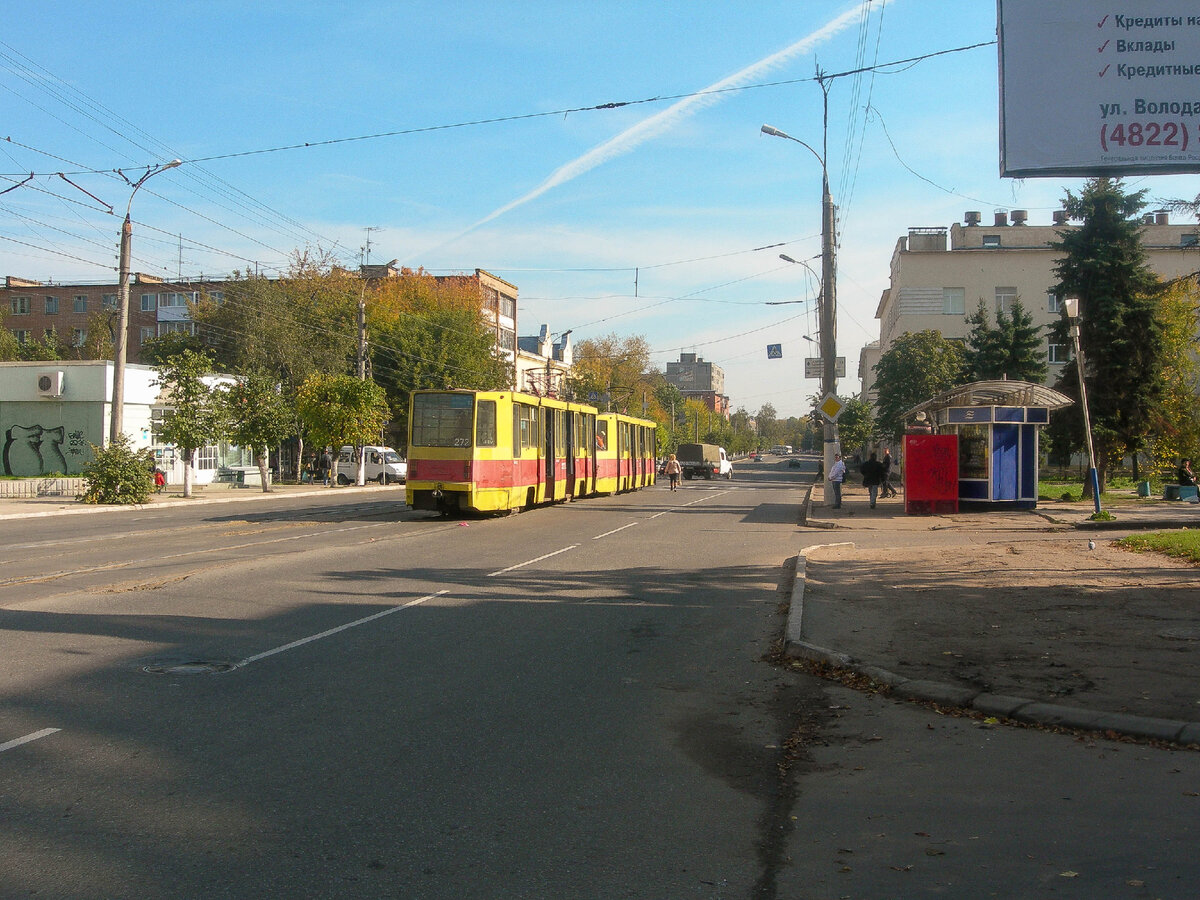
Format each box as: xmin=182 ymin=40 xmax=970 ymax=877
xmin=0 ymin=359 xmax=246 ymax=484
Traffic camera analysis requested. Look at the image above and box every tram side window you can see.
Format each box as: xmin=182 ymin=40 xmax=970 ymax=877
xmin=412 ymin=393 xmax=474 ymax=447
xmin=476 ymin=400 xmax=497 ymax=447
xmin=513 ymin=403 xmax=538 ymax=452
xmin=555 ymin=409 xmax=566 ymax=455
xmin=596 ymin=420 xmax=609 ymax=451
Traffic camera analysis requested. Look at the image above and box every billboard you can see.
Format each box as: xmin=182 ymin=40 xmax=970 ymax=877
xmin=999 ymin=0 xmax=1200 ymax=176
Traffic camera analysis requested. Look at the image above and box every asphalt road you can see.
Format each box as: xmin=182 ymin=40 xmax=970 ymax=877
xmin=2 ymin=461 xmax=1198 ymax=899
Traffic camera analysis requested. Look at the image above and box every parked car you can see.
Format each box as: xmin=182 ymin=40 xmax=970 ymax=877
xmin=336 ymin=445 xmax=407 ymax=484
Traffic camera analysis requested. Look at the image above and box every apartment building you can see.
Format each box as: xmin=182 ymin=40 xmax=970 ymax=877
xmin=664 ymin=352 xmax=730 ymax=416
xmin=864 ymin=209 xmax=1200 ymax=400
xmin=5 ymin=265 xmax=517 ymax=372
xmin=2 ymin=274 xmax=224 ymax=360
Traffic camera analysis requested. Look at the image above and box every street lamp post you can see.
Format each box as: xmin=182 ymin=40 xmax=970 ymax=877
xmin=1064 ymin=297 xmax=1102 ymax=515
xmin=761 ymin=121 xmax=839 ymax=481
xmin=109 ymin=159 xmax=182 ymax=444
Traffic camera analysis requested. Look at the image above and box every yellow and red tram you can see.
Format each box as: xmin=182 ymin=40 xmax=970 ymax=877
xmin=406 ymin=389 xmax=657 ymax=515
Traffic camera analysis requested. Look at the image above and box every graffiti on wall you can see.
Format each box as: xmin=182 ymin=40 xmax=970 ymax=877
xmin=2 ymin=424 xmax=76 ymax=476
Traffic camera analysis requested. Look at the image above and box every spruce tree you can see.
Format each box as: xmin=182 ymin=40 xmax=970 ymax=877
xmin=1048 ymin=177 xmax=1164 ymax=487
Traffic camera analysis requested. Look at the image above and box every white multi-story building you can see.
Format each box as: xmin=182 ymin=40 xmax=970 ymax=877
xmin=864 ymin=209 xmax=1200 ymax=400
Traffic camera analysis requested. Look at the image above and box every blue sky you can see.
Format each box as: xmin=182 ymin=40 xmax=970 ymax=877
xmin=3 ymin=1 xmax=1199 ymax=417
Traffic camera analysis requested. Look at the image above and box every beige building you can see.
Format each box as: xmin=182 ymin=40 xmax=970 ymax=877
xmin=864 ymin=209 xmax=1200 ymax=401
xmin=515 ymin=325 xmax=573 ymax=397
xmin=664 ymin=352 xmax=730 ymax=416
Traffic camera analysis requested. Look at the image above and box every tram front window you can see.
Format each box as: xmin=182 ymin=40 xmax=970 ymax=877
xmin=412 ymin=393 xmax=474 ymax=448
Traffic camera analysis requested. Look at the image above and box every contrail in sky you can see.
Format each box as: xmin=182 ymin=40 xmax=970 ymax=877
xmin=440 ymin=1 xmax=887 ymax=247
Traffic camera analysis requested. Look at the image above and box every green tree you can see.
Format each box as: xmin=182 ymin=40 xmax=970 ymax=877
xmin=1144 ymin=278 xmax=1200 ymax=474
xmin=367 ymin=271 xmax=510 ymax=445
xmin=756 ymin=402 xmax=780 ymax=450
xmin=963 ymin=298 xmax=1047 ymax=383
xmin=1048 ymin=177 xmax=1165 ymax=487
xmin=568 ymin=333 xmax=653 ymax=411
xmin=0 ymin=310 xmax=23 ymax=360
xmin=219 ymin=374 xmax=294 ymax=492
xmin=873 ymin=330 xmax=968 ymax=439
xmin=295 ymin=373 xmax=389 ymax=484
xmin=155 ymin=350 xmax=225 ymax=498
xmin=835 ymin=397 xmax=876 ymax=455
xmin=192 ymin=251 xmax=358 ymax=389
xmin=79 ymin=310 xmax=115 ymax=361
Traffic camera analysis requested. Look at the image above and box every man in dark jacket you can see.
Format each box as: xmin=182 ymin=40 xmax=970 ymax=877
xmin=881 ymin=448 xmax=897 ymax=498
xmin=860 ymin=451 xmax=885 ymax=508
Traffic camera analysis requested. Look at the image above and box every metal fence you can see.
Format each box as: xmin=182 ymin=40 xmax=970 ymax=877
xmin=0 ymin=478 xmax=85 ymax=498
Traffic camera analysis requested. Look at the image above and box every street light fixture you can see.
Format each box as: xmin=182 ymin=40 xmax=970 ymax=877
xmin=110 ymin=159 xmax=182 ymax=443
xmin=1063 ymin=296 xmax=1102 ymax=515
xmin=761 ymin=118 xmax=839 ymax=480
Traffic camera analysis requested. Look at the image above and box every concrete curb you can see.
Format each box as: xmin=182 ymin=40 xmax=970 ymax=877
xmin=0 ymin=484 xmax=390 ymax=521
xmin=785 ymin=545 xmax=1200 ymax=747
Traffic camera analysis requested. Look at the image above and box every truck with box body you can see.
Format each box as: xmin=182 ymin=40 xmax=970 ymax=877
xmin=675 ymin=443 xmax=732 ymax=480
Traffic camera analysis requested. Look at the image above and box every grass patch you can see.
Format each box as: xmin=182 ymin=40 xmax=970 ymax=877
xmin=1116 ymin=529 xmax=1200 ymax=565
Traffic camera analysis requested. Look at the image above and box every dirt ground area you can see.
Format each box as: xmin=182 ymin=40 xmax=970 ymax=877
xmin=801 ymin=534 xmax=1200 ymax=723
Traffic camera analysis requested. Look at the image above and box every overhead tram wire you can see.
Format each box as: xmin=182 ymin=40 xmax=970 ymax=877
xmin=0 ymin=43 xmax=341 ymax=253
xmin=2 ymin=40 xmax=997 ymax=178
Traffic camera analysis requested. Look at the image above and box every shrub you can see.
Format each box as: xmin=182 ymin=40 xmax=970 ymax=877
xmin=80 ymin=436 xmax=154 ymax=504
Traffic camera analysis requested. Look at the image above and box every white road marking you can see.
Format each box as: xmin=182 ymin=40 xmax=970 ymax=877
xmin=593 ymin=523 xmax=638 ymax=540
xmin=237 ymin=590 xmax=449 ymax=667
xmin=487 ymin=545 xmax=579 ymax=577
xmin=650 ymin=489 xmax=733 ymax=518
xmin=0 ymin=728 xmax=61 ymax=753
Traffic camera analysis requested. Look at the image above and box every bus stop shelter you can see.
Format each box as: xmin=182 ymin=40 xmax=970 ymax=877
xmin=902 ymin=380 xmax=1072 ymax=511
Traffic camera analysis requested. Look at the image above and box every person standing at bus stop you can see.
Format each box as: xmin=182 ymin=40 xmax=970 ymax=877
xmin=860 ymin=451 xmax=885 ymax=509
xmin=881 ymin=448 xmax=898 ymax=498
xmin=827 ymin=452 xmax=846 ymax=509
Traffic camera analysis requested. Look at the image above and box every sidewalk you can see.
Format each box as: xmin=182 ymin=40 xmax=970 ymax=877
xmin=790 ymin=482 xmax=1200 ymax=746
xmin=0 ymin=481 xmax=396 ymax=520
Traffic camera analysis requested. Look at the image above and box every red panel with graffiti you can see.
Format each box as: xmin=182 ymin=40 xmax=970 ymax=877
xmin=903 ymin=433 xmax=958 ymax=515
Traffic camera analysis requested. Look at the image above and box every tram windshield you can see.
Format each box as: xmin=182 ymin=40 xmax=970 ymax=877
xmin=412 ymin=392 xmax=474 ymax=448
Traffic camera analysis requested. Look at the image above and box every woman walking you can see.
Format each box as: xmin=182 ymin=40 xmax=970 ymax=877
xmin=664 ymin=454 xmax=682 ymax=492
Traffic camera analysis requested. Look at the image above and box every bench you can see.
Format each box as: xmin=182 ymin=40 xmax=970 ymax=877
xmin=1163 ymin=484 xmax=1199 ymax=501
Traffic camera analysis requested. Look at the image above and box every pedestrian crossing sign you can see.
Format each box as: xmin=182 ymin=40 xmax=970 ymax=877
xmin=766 ymin=344 xmax=782 ymax=359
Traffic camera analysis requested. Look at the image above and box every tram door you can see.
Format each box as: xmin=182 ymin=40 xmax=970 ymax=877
xmin=565 ymin=410 xmax=577 ymax=497
xmin=544 ymin=407 xmax=556 ymax=499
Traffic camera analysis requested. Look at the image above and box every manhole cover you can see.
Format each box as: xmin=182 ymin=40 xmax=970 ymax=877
xmin=142 ymin=660 xmax=237 ymax=675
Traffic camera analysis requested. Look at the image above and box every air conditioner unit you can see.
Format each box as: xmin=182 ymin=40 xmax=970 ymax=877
xmin=36 ymin=370 xmax=64 ymax=398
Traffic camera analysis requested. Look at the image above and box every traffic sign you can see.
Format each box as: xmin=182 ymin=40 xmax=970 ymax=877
xmin=804 ymin=357 xmax=846 ymax=378
xmin=818 ymin=392 xmax=845 ymax=422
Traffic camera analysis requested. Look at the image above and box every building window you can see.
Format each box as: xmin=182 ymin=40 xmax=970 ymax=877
xmin=1182 ymin=234 xmax=1199 ymax=247
xmin=982 ymin=234 xmax=1001 ymax=248
xmin=44 ymin=327 xmax=56 ymax=339
xmin=197 ymin=445 xmax=218 ymax=470
xmin=942 ymin=287 xmax=965 ymax=315
xmin=1048 ymin=342 xmax=1069 ymax=364
xmin=1047 ymin=292 xmax=1061 ymax=314
xmin=73 ymin=296 xmax=87 ymax=313
xmin=480 ymin=286 xmax=498 ymax=312
xmin=995 ymin=286 xmax=1018 ymax=314
xmin=140 ymin=326 xmax=156 ymax=343
xmin=158 ymin=292 xmax=193 ymax=308
xmin=498 ymin=328 xmax=515 ymax=352
xmin=10 ymin=296 xmax=31 ymax=315
xmin=158 ymin=321 xmax=197 ymax=336
xmin=499 ymin=293 xmax=516 ymax=318
xmin=101 ymin=294 xmax=118 ymax=309
xmin=141 ymin=293 xmax=157 ymax=311
xmin=71 ymin=328 xmax=87 ymax=347
xmin=13 ymin=329 xmax=30 ymax=344
xmin=205 ymin=290 xmax=225 ymax=304
xmin=45 ymin=296 xmax=59 ymax=315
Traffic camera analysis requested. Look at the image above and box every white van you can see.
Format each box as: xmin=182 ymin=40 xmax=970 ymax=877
xmin=336 ymin=445 xmax=407 ymax=485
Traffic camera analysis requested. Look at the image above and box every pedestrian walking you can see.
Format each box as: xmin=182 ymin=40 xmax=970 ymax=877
xmin=881 ymin=448 xmax=898 ymax=498
xmin=318 ymin=449 xmax=333 ymax=486
xmin=664 ymin=453 xmax=682 ymax=491
xmin=827 ymin=452 xmax=846 ymax=509
xmin=860 ymin=451 xmax=885 ymax=508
